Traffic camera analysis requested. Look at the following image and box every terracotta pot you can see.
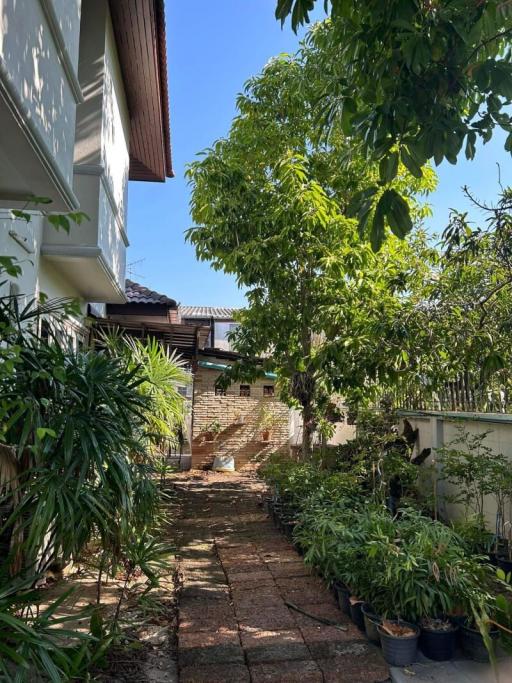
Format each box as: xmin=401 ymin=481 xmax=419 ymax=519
xmin=261 ymin=430 xmax=271 ymax=442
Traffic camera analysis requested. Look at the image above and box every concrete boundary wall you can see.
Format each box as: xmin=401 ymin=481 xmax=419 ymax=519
xmin=398 ymin=410 xmax=512 ymax=531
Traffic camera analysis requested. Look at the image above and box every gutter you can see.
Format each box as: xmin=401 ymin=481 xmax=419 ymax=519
xmin=198 ymin=360 xmax=277 ymax=379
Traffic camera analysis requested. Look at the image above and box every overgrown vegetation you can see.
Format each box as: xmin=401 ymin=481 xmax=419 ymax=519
xmin=0 ymin=290 xmax=187 ymax=680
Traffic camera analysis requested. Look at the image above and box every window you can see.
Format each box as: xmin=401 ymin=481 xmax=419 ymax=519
xmin=239 ymin=385 xmax=251 ymax=397
xmin=215 ymin=386 xmax=227 ymax=396
xmin=263 ymin=385 xmax=275 ymax=397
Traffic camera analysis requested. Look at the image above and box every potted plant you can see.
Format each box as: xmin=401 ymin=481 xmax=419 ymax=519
xmin=202 ymin=419 xmax=222 ymax=442
xmin=419 ymin=617 xmax=459 ymax=661
xmin=378 ymin=620 xmax=420 ymax=666
xmin=361 ymin=603 xmax=381 ymax=645
xmin=259 ymin=405 xmax=277 ymax=442
xmin=460 ymin=617 xmax=500 ymax=662
xmin=349 ymin=596 xmax=366 ymax=631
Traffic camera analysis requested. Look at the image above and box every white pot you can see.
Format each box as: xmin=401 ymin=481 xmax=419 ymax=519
xmin=212 ymin=455 xmax=235 ymax=472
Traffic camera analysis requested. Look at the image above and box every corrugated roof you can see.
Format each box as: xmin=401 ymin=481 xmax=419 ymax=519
xmin=180 ymin=306 xmax=237 ymax=320
xmin=125 ymin=280 xmax=176 ymax=306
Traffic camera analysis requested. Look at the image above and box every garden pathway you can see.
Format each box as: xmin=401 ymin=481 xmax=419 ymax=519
xmin=171 ymin=470 xmax=389 ymax=683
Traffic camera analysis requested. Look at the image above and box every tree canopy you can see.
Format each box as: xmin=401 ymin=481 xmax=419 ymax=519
xmin=187 ymin=55 xmax=436 ymax=454
xmin=273 ymin=1 xmax=512 ymax=246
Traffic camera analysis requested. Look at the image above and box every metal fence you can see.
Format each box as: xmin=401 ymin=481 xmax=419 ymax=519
xmin=391 ymin=372 xmax=512 ymax=414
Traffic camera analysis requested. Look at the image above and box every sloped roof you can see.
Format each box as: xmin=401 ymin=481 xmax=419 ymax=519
xmin=180 ymin=306 xmax=237 ymax=320
xmin=125 ymin=280 xmax=176 ymax=306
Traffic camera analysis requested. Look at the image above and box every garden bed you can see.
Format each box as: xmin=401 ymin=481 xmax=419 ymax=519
xmin=260 ymin=411 xmax=512 ymax=668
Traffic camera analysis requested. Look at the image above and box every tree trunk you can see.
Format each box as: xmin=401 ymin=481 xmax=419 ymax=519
xmin=301 ymin=401 xmax=313 ymax=459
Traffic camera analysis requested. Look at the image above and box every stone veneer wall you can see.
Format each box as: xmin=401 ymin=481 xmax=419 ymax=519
xmin=191 ymin=365 xmax=290 ymax=470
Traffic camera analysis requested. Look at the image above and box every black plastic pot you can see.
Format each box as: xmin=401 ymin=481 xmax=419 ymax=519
xmin=497 ymin=557 xmax=512 ymax=575
xmin=264 ymin=497 xmax=273 ymax=516
xmin=378 ymin=621 xmax=420 ymax=667
xmin=419 ymin=621 xmax=458 ymax=661
xmin=361 ymin=603 xmax=381 ymax=645
xmin=349 ymin=599 xmax=366 ymax=630
xmin=460 ymin=620 xmax=499 ymax=663
xmin=334 ymin=581 xmax=351 ymax=617
xmin=281 ymin=520 xmax=296 ymax=540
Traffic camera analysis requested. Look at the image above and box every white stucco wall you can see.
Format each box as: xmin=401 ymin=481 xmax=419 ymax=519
xmin=0 ymin=0 xmax=82 ymax=192
xmin=399 ymin=411 xmax=512 ymax=531
xmin=42 ymin=0 xmax=128 ymax=300
xmin=0 ymin=210 xmax=42 ymax=304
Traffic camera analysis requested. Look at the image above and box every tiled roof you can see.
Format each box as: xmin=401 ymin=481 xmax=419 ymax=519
xmin=180 ymin=306 xmax=237 ymax=320
xmin=125 ymin=280 xmax=176 ymax=306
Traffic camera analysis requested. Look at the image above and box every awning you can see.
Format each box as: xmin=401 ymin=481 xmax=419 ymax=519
xmin=198 ymin=360 xmax=277 ymax=379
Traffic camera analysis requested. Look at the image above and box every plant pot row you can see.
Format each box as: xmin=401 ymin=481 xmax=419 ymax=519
xmin=265 ymin=497 xmax=299 ymax=543
xmin=333 ymin=582 xmax=497 ymax=666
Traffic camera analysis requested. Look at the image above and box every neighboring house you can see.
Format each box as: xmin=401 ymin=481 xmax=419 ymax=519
xmin=99 ymin=280 xmax=211 ymax=363
xmin=0 ymin=0 xmax=172 ymax=345
xmin=179 ymin=306 xmax=239 ymax=352
xmin=191 ymin=348 xmax=290 ymax=470
xmin=179 ymin=306 xmax=291 ymax=469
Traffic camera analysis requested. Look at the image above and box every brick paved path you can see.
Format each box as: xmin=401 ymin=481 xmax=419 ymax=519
xmin=173 ymin=472 xmax=389 ymax=683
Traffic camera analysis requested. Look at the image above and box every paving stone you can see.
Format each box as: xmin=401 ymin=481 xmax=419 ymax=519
xmin=266 ymin=560 xmax=312 ymax=578
xmin=317 ymin=646 xmax=389 ymax=682
xmin=275 ymin=576 xmax=325 ymax=591
xmin=250 ymin=659 xmax=323 ymax=683
xmin=240 ymin=628 xmax=303 ymax=646
xmin=228 ymin=569 xmax=273 ymax=584
xmin=308 ymin=638 xmax=373 ymax=661
xmin=280 ymin=584 xmax=337 ymax=604
xmin=180 ymin=584 xmax=230 ymax=601
xmin=179 ymin=643 xmax=245 ymax=668
xmin=179 ymin=628 xmax=240 ymax=650
xmin=288 ymin=602 xmax=343 ymax=625
xmin=237 ymin=606 xmax=297 ymax=630
xmin=231 ymin=586 xmax=283 ymax=606
xmin=180 ymin=663 xmax=251 ymax=683
xmin=299 ymin=623 xmax=358 ymax=643
xmin=246 ymin=641 xmax=311 ymax=664
xmin=179 ymin=600 xmax=236 ymax=632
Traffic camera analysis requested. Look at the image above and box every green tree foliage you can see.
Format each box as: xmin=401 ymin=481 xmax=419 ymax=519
xmin=388 ymin=185 xmax=512 ymax=407
xmin=273 ymin=1 xmax=512 ymax=245
xmin=187 ymin=56 xmax=436 ymax=456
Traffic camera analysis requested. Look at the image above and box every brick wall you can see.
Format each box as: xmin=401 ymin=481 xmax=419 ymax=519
xmin=191 ymin=364 xmax=290 ymax=470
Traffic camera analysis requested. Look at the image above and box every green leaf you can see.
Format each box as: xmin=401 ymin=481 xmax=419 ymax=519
xmin=47 ymin=214 xmax=71 ymax=233
xmin=384 ymin=189 xmax=413 ymax=238
xmin=400 ymin=147 xmax=423 ymax=178
xmin=11 ymin=209 xmax=31 ymax=223
xmin=36 ymin=427 xmax=57 ymax=440
xmin=370 ymin=198 xmax=386 ymax=252
xmin=465 ymin=132 xmax=477 ymax=160
xmin=379 ymin=151 xmax=399 ymax=183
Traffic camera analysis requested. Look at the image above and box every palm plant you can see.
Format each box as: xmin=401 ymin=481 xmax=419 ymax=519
xmin=0 ymin=291 xmax=182 ymax=676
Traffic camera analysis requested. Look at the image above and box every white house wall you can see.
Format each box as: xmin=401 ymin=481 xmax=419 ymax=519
xmin=0 ymin=0 xmax=82 ymax=208
xmin=0 ymin=210 xmax=42 ymax=303
xmin=42 ymin=0 xmax=128 ymax=302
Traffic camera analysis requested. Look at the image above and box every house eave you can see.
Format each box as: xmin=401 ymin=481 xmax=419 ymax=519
xmin=109 ymin=0 xmax=173 ymax=182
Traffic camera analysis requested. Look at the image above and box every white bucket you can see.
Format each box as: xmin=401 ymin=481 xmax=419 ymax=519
xmin=212 ymin=455 xmax=235 ymax=472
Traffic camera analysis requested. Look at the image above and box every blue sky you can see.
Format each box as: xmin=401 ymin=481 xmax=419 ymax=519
xmin=127 ymin=0 xmax=512 ymax=307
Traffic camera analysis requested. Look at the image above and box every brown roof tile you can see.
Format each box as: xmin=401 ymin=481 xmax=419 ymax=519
xmin=125 ymin=279 xmax=176 ymax=306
